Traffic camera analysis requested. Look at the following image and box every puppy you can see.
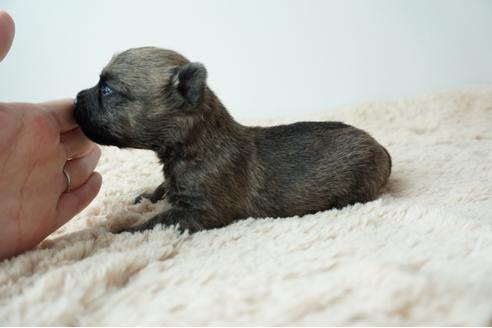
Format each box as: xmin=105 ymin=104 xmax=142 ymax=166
xmin=74 ymin=47 xmax=392 ymax=233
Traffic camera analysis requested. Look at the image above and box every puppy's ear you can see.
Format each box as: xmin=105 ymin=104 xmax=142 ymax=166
xmin=172 ymin=62 xmax=207 ymax=107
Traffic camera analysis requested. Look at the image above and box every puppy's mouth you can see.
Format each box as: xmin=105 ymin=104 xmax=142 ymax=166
xmin=74 ymin=102 xmax=127 ymax=148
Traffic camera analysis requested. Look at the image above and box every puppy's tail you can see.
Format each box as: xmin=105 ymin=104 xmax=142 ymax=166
xmin=382 ymin=146 xmax=392 ymax=176
xmin=381 ymin=146 xmax=393 ymax=190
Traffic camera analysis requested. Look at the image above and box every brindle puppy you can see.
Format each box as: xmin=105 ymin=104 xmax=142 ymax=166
xmin=74 ymin=47 xmax=392 ymax=233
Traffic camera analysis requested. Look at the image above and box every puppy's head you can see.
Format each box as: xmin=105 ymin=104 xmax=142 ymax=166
xmin=74 ymin=47 xmax=208 ymax=149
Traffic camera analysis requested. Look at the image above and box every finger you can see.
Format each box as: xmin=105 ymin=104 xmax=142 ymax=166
xmin=55 ymin=172 xmax=102 ymax=229
xmin=38 ymin=99 xmax=77 ymax=132
xmin=0 ymin=11 xmax=15 ymax=61
xmin=61 ymin=128 xmax=96 ymax=159
xmin=62 ymin=146 xmax=101 ymax=192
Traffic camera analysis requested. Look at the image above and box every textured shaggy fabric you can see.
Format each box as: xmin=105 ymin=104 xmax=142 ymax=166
xmin=1 ymin=88 xmax=492 ymax=326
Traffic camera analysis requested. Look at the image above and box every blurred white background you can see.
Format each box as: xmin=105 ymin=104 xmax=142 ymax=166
xmin=0 ymin=0 xmax=491 ymax=119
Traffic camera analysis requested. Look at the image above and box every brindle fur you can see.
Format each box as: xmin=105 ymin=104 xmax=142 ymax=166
xmin=74 ymin=47 xmax=392 ymax=233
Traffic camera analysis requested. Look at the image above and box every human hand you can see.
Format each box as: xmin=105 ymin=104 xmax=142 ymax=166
xmin=0 ymin=11 xmax=102 ymax=260
xmin=0 ymin=101 xmax=103 ymax=260
xmin=0 ymin=11 xmax=14 ymax=61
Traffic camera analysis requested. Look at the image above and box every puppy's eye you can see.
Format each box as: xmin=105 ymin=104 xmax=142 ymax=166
xmin=100 ymin=82 xmax=113 ymax=96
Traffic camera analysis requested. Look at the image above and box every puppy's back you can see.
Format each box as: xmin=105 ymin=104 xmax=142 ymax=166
xmin=250 ymin=121 xmax=391 ymax=217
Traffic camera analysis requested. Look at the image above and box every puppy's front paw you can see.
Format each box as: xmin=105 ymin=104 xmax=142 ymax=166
xmin=117 ymin=224 xmax=150 ymax=234
xmin=115 ymin=209 xmax=205 ymax=234
xmin=134 ymin=183 xmax=168 ymax=204
xmin=134 ymin=192 xmax=154 ymax=204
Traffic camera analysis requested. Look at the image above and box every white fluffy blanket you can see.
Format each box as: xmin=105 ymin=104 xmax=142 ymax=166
xmin=1 ymin=89 xmax=491 ymax=326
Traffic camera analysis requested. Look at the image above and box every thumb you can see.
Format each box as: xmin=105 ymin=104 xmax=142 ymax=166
xmin=0 ymin=11 xmax=15 ymax=61
xmin=55 ymin=172 xmax=102 ymax=229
